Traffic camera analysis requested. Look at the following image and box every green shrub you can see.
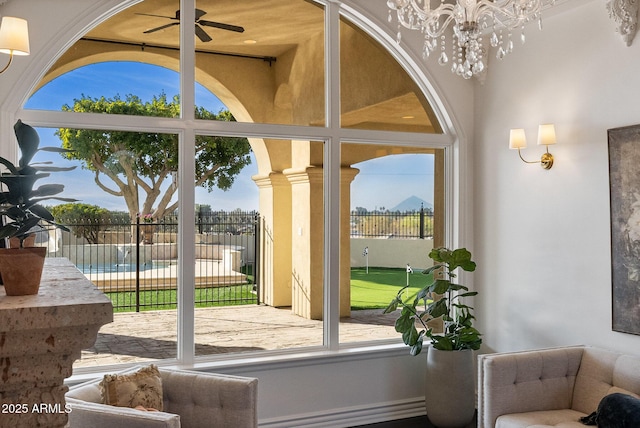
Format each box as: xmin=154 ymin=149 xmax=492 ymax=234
xmin=49 ymin=203 xmax=111 ymax=244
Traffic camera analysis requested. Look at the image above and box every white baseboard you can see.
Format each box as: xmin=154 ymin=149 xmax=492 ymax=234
xmin=258 ymin=397 xmax=426 ymax=428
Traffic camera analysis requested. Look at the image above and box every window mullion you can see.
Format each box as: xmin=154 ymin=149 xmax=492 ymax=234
xmin=177 ymin=0 xmax=196 ymax=366
xmin=323 ymin=1 xmax=341 ymax=351
xmin=180 ymin=0 xmax=196 ymax=121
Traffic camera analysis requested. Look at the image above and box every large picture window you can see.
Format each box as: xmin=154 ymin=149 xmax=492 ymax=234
xmin=18 ymin=0 xmax=454 ymax=371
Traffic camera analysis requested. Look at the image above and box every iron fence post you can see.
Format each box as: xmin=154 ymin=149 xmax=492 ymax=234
xmin=254 ymin=213 xmax=261 ymax=304
xmin=136 ymin=215 xmax=140 ymax=313
xmin=420 ymin=203 xmax=425 ymax=239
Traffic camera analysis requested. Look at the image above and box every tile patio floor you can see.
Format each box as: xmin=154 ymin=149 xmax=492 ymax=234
xmin=76 ymin=305 xmax=400 ymax=367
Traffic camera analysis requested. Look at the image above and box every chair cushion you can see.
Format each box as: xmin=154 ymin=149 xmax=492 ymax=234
xmin=100 ymin=364 xmax=164 ymax=411
xmin=495 ymin=409 xmax=586 ymax=428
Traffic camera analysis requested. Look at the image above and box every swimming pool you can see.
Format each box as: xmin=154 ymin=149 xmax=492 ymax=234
xmin=78 ymin=261 xmax=170 ymax=274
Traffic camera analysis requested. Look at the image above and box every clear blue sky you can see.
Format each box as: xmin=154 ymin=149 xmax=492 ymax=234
xmin=24 ymin=61 xmax=434 ymax=212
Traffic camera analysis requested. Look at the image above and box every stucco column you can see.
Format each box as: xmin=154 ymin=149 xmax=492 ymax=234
xmin=283 ymin=165 xmax=359 ymax=320
xmin=253 ymin=172 xmax=292 ymax=307
xmin=340 ymin=166 xmax=360 ymax=318
xmin=285 ymin=166 xmax=324 ymax=320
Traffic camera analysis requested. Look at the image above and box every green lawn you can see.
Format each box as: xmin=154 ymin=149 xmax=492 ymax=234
xmin=106 ymin=264 xmax=256 ymax=312
xmin=107 ymin=285 xmax=255 ymax=312
xmin=350 ymin=267 xmax=433 ymax=310
xmin=104 ymin=266 xmax=429 ymax=312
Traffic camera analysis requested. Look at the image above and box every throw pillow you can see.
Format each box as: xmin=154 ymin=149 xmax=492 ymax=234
xmin=580 ymin=393 xmax=640 ymax=427
xmin=100 ymin=365 xmax=163 ymax=411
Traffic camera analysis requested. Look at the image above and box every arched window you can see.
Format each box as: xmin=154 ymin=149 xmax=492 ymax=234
xmin=19 ymin=0 xmax=456 ymax=371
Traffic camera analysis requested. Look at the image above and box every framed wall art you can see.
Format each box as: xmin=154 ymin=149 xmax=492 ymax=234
xmin=608 ymin=124 xmax=640 ymax=335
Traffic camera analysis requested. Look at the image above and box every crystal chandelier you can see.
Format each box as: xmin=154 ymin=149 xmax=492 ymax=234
xmin=387 ymin=0 xmax=556 ymax=79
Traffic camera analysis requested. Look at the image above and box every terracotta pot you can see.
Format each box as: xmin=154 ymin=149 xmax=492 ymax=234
xmin=424 ymin=345 xmax=475 ymax=428
xmin=8 ymin=234 xmax=36 ymax=248
xmin=0 ymin=247 xmax=46 ymax=295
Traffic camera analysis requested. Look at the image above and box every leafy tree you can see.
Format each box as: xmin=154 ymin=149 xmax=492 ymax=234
xmin=49 ymin=203 xmax=110 ymax=244
xmin=56 ymin=93 xmax=252 ymax=222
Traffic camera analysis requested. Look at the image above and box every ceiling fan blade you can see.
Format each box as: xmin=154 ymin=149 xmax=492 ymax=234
xmin=135 ymin=12 xmax=177 ymax=20
xmin=195 ymin=25 xmax=213 ymax=42
xmin=194 ymin=9 xmax=207 ymax=21
xmin=144 ymin=22 xmax=180 ymax=34
xmin=199 ymin=20 xmax=245 ymax=33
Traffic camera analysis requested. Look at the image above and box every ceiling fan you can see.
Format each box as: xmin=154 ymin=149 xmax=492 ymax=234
xmin=137 ymin=9 xmax=244 ymax=42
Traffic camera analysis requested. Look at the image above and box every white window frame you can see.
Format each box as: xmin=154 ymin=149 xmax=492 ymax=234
xmin=15 ymin=0 xmax=460 ymax=374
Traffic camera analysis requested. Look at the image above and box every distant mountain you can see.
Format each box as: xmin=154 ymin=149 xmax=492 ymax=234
xmin=390 ymin=196 xmax=433 ymax=212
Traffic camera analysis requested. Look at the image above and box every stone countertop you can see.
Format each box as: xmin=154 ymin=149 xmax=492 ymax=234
xmin=0 ymin=257 xmax=113 ymax=428
xmin=0 ymin=257 xmax=113 ymax=332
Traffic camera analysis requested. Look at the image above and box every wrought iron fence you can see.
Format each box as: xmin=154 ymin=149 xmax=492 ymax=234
xmin=45 ymin=211 xmax=260 ymax=312
xmin=350 ymin=208 xmax=434 ymax=239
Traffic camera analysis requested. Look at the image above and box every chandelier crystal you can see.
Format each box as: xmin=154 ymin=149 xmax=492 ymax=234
xmin=387 ymin=0 xmax=556 ymax=79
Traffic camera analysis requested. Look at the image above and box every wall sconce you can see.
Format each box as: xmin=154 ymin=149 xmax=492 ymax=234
xmin=509 ymin=124 xmax=557 ymax=170
xmin=0 ymin=16 xmax=30 ymax=74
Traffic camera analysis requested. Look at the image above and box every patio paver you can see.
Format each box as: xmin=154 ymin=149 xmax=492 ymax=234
xmin=77 ymin=305 xmax=400 ymax=367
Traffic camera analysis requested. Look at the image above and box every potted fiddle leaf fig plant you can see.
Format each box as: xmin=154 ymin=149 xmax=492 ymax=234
xmin=384 ymin=247 xmax=481 ymax=428
xmin=0 ymin=119 xmax=77 ymax=295
xmin=384 ymin=246 xmax=481 ymax=354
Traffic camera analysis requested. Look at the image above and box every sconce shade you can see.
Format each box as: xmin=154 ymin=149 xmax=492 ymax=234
xmin=0 ymin=17 xmax=30 ymax=56
xmin=537 ymin=124 xmax=556 ymax=146
xmin=509 ymin=128 xmax=527 ymax=149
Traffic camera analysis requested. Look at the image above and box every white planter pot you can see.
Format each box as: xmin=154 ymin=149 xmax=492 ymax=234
xmin=424 ymin=345 xmax=475 ymax=428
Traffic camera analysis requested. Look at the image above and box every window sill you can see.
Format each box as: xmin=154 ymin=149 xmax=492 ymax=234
xmin=68 ymin=340 xmax=409 ymax=384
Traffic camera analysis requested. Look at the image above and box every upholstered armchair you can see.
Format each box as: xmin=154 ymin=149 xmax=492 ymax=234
xmin=477 ymin=346 xmax=640 ymax=428
xmin=66 ymin=367 xmax=258 ymax=428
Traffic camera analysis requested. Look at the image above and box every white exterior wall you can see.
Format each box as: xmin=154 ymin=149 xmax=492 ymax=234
xmin=350 ymin=238 xmax=434 ymax=269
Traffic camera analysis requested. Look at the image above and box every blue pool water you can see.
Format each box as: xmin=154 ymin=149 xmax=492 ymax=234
xmin=79 ymin=262 xmax=158 ymax=274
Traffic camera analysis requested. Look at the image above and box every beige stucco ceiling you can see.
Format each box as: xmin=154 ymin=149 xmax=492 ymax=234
xmin=44 ymin=0 xmax=439 ymax=134
xmin=87 ymin=0 xmax=324 ymax=58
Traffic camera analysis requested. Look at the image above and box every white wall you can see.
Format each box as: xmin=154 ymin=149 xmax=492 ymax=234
xmin=0 ymin=1 xmax=476 ymax=426
xmin=474 ymin=0 xmax=640 ymax=357
xmin=212 ymin=352 xmax=428 ymax=427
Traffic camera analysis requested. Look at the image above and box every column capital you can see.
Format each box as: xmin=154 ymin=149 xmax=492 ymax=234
xmin=283 ymin=166 xmax=324 ymax=185
xmin=340 ymin=166 xmax=360 ymax=184
xmin=252 ymin=171 xmax=290 ymax=188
